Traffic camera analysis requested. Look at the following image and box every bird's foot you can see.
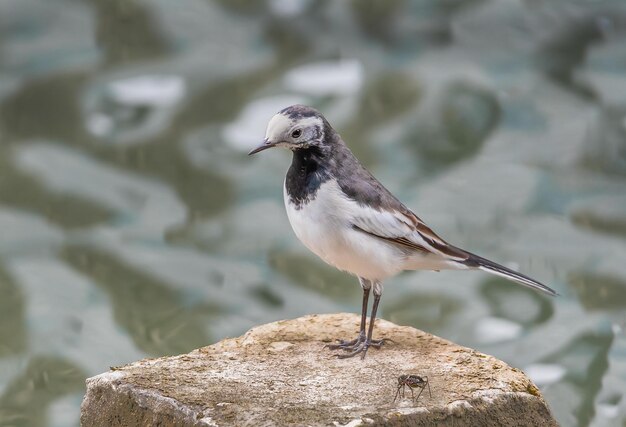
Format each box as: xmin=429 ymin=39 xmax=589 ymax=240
xmin=325 ymin=334 xmax=390 ymax=359
xmin=325 ymin=334 xmax=363 ymax=351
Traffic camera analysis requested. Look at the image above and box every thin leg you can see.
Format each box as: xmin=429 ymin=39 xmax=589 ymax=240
xmin=326 ymin=279 xmax=370 ymax=350
xmin=336 ymin=289 xmax=387 ymax=359
xmin=414 ymin=386 xmax=423 ymax=402
xmin=359 ymin=285 xmax=369 ymax=337
xmin=414 ymin=380 xmax=431 ymax=402
xmin=393 ymin=385 xmax=402 ymax=402
xmin=366 ymin=293 xmax=381 ymax=344
xmin=326 ymin=280 xmax=389 ymax=359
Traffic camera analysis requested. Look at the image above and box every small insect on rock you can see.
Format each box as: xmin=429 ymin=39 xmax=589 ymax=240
xmin=393 ymin=374 xmax=432 ymax=403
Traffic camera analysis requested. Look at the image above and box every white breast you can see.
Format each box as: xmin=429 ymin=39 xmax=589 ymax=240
xmin=283 ymin=179 xmax=406 ymax=281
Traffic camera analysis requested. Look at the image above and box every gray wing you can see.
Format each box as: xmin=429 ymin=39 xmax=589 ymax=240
xmin=332 ymin=142 xmax=468 ymax=260
xmin=350 ymin=205 xmax=469 ymax=261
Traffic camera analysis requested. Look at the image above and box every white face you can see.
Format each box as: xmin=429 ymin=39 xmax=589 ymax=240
xmin=265 ymin=113 xmax=324 ymax=145
xmin=265 ymin=113 xmax=292 ymax=142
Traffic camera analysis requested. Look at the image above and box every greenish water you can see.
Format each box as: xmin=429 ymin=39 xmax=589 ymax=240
xmin=1 ymin=1 xmax=626 ymax=426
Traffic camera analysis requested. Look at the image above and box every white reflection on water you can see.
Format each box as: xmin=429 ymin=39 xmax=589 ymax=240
xmin=524 ymin=363 xmax=567 ymax=387
xmin=49 ymin=395 xmax=82 ymax=427
xmin=83 ymin=75 xmax=187 ymax=145
xmin=283 ymin=59 xmax=364 ymax=96
xmin=268 ymin=0 xmax=312 ymax=17
xmin=474 ymin=317 xmax=522 ymax=344
xmin=107 ymin=75 xmax=186 ymax=107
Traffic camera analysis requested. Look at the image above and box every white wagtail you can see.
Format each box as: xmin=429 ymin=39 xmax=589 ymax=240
xmin=249 ymin=104 xmax=556 ymax=359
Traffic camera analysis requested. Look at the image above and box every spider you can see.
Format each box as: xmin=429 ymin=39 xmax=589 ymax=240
xmin=393 ymin=374 xmax=431 ymax=403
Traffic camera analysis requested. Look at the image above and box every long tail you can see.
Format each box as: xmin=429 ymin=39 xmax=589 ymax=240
xmin=462 ymin=251 xmax=557 ymax=297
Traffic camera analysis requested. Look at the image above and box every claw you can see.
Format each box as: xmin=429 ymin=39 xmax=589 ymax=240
xmin=326 ymin=338 xmax=358 ymax=350
xmin=336 ymin=342 xmax=368 ymax=359
xmin=325 ymin=333 xmax=366 ymax=351
xmin=368 ymin=338 xmax=393 ymax=348
xmin=326 ymin=335 xmax=390 ymax=359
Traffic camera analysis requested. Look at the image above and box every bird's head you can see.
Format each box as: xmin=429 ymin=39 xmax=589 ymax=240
xmin=248 ymin=104 xmax=327 ymax=155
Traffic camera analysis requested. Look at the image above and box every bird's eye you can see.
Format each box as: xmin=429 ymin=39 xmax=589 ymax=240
xmin=291 ymin=129 xmax=302 ymax=138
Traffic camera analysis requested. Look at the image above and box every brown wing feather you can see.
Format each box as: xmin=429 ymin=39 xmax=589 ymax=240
xmin=397 ymin=207 xmax=470 ymax=260
xmin=351 ymin=224 xmax=430 ymax=253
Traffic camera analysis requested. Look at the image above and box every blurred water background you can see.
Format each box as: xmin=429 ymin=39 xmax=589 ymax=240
xmin=0 ymin=0 xmax=625 ymax=425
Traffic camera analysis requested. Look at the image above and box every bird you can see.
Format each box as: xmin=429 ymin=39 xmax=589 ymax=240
xmin=248 ymin=104 xmax=557 ymax=359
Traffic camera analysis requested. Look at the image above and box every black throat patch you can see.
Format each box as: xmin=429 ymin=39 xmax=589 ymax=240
xmin=285 ymin=147 xmax=331 ymax=210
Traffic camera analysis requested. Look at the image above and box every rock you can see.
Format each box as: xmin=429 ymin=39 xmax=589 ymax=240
xmin=81 ymin=313 xmax=557 ymax=426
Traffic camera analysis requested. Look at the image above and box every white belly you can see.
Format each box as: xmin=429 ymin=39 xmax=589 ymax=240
xmin=283 ymin=180 xmax=406 ymax=281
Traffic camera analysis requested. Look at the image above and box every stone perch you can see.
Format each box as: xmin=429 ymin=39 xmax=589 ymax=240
xmin=81 ymin=314 xmax=557 ymax=426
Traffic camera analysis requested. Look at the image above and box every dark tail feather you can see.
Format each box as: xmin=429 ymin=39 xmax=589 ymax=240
xmin=464 ymin=251 xmax=558 ymax=297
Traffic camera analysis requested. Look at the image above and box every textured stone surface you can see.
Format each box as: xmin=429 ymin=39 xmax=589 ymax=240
xmin=81 ymin=313 xmax=558 ymax=426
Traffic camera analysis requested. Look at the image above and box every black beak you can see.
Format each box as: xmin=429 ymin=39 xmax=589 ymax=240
xmin=248 ymin=139 xmax=277 ymax=155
